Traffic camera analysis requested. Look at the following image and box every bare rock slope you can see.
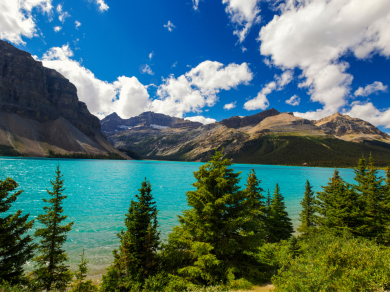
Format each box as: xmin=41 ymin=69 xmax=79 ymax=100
xmin=0 ymin=40 xmax=127 ymax=158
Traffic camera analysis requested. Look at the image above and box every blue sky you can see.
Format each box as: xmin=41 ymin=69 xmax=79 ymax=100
xmin=2 ymin=0 xmax=390 ymax=130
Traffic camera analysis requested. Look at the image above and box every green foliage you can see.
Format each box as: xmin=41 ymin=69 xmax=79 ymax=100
xmin=116 ymin=148 xmax=142 ymax=160
xmin=69 ymin=249 xmax=97 ymax=292
xmin=0 ymin=281 xmax=27 ymax=292
xmin=224 ymin=135 xmax=390 ymax=167
xmin=30 ymin=165 xmax=74 ymax=291
xmin=297 ymin=180 xmax=316 ymax=236
xmin=272 ymin=231 xmax=390 ymax=292
xmin=0 ymin=178 xmax=35 ymax=284
xmin=0 ymin=146 xmax=23 ymax=157
xmin=267 ymin=184 xmax=293 ymax=243
xmin=315 ymin=170 xmax=362 ymax=236
xmin=101 ymin=179 xmax=161 ymax=291
xmin=47 ymin=150 xmax=125 ymax=160
xmin=163 ymin=151 xmax=265 ymax=289
xmin=353 ymin=155 xmax=390 ymax=242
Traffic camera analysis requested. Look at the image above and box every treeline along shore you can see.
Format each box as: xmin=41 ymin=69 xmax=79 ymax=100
xmin=1 ymin=151 xmax=390 ymax=291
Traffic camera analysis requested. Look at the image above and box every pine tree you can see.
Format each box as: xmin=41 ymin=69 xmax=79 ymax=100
xmin=101 ymin=179 xmax=160 ymax=291
xmin=268 ymin=184 xmax=294 ymax=243
xmin=31 ymin=165 xmax=73 ymax=291
xmin=70 ymin=249 xmax=97 ymax=292
xmin=264 ymin=189 xmax=272 ymax=242
xmin=354 ymin=155 xmax=388 ymax=241
xmin=297 ymin=180 xmax=316 ymax=236
xmin=164 ymin=151 xmax=265 ymax=287
xmin=0 ymin=178 xmax=35 ymax=284
xmin=245 ymin=169 xmax=266 ymax=229
xmin=383 ymin=166 xmax=390 ymax=244
xmin=315 ymin=169 xmax=361 ymax=236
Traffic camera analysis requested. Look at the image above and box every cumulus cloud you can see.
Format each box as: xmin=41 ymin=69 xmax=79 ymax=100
xmin=153 ymin=61 xmax=253 ymax=117
xmin=39 ymin=46 xmax=252 ymax=120
xmin=0 ymin=0 xmax=53 ymax=44
xmin=223 ymin=0 xmax=261 ymax=43
xmin=259 ymin=0 xmax=390 ymax=120
xmin=141 ymin=64 xmax=154 ymax=75
xmin=164 ymin=20 xmax=175 ymax=32
xmin=354 ymin=81 xmax=388 ymax=97
xmin=39 ymin=45 xmax=149 ymax=119
xmin=95 ymin=0 xmax=109 ymax=11
xmin=75 ymin=21 xmax=81 ymax=29
xmin=224 ymin=101 xmax=237 ymax=110
xmin=57 ymin=4 xmax=70 ymax=23
xmin=244 ymin=71 xmax=293 ymax=110
xmin=285 ymin=95 xmax=300 ymax=106
xmin=185 ymin=116 xmax=216 ymax=124
xmin=344 ymin=101 xmax=390 ymax=128
xmin=53 ymin=26 xmax=62 ymax=32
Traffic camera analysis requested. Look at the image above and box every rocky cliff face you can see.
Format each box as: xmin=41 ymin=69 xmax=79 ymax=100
xmin=101 ymin=111 xmax=202 ymax=133
xmin=314 ymin=113 xmax=390 ymax=142
xmin=220 ymin=108 xmax=280 ymax=128
xmin=0 ymin=40 xmax=127 ymax=158
xmin=0 ymin=40 xmax=101 ymax=136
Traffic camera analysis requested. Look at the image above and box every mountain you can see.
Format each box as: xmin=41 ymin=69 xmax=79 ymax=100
xmin=101 ymin=111 xmax=203 ymax=133
xmin=0 ymin=40 xmax=127 ymax=159
xmin=103 ymin=110 xmax=390 ymax=167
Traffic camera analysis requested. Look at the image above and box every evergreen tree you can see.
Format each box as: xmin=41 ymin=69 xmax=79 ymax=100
xmin=101 ymin=179 xmax=160 ymax=291
xmin=70 ymin=249 xmax=97 ymax=292
xmin=31 ymin=165 xmax=73 ymax=291
xmin=315 ymin=169 xmax=361 ymax=236
xmin=297 ymin=180 xmax=316 ymax=236
xmin=356 ymin=155 xmax=388 ymax=240
xmin=268 ymin=184 xmax=294 ymax=243
xmin=163 ymin=151 xmax=265 ymax=288
xmin=383 ymin=166 xmax=390 ymax=244
xmin=264 ymin=189 xmax=272 ymax=242
xmin=0 ymin=178 xmax=35 ymax=284
xmin=244 ymin=169 xmax=266 ymax=228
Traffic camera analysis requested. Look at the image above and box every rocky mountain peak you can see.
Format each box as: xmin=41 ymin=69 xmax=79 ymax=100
xmin=220 ymin=108 xmax=280 ymax=129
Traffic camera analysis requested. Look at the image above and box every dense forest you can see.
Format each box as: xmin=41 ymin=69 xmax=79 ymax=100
xmin=1 ymin=152 xmax=390 ymax=291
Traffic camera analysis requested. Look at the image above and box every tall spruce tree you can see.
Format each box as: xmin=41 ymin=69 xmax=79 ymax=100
xmin=354 ymin=155 xmax=388 ymax=241
xmin=163 ymin=151 xmax=265 ymax=288
xmin=264 ymin=189 xmax=272 ymax=242
xmin=268 ymin=184 xmax=294 ymax=243
xmin=383 ymin=166 xmax=390 ymax=244
xmin=315 ymin=169 xmax=361 ymax=236
xmin=0 ymin=178 xmax=35 ymax=284
xmin=101 ymin=179 xmax=160 ymax=291
xmin=31 ymin=165 xmax=73 ymax=291
xmin=245 ymin=169 xmax=266 ymax=225
xmin=297 ymin=180 xmax=316 ymax=236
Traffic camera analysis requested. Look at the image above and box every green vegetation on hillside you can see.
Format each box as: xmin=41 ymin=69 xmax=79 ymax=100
xmin=225 ymin=135 xmax=390 ymax=167
xmin=0 ymin=145 xmax=23 ymax=157
xmin=1 ymin=153 xmax=390 ymax=291
xmin=47 ymin=149 xmax=125 ymax=160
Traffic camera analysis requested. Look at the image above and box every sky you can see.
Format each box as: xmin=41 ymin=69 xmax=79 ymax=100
xmin=1 ymin=0 xmax=390 ymax=131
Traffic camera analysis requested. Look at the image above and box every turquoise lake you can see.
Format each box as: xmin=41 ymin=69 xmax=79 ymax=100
xmin=0 ymin=157 xmax=373 ymax=277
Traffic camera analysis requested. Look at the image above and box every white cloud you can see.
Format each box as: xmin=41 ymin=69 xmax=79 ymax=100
xmin=75 ymin=20 xmax=81 ymax=29
xmin=152 ymin=61 xmax=253 ymax=117
xmin=241 ymin=46 xmax=247 ymax=52
xmin=95 ymin=0 xmax=109 ymax=11
xmin=164 ymin=20 xmax=175 ymax=32
xmin=354 ymin=81 xmax=388 ymax=97
xmin=53 ymin=26 xmax=62 ymax=32
xmin=149 ymin=51 xmax=154 ymax=60
xmin=39 ymin=45 xmax=252 ymax=120
xmin=222 ymin=0 xmax=261 ymax=43
xmin=259 ymin=0 xmax=390 ymax=120
xmin=57 ymin=4 xmax=70 ymax=23
xmin=141 ymin=64 xmax=154 ymax=75
xmin=224 ymin=101 xmax=237 ymax=110
xmin=344 ymin=101 xmax=390 ymax=128
xmin=171 ymin=61 xmax=177 ymax=68
xmin=285 ymin=95 xmax=300 ymax=106
xmin=185 ymin=116 xmax=216 ymax=124
xmin=0 ymin=0 xmax=53 ymax=45
xmin=244 ymin=71 xmax=293 ymax=110
xmin=192 ymin=0 xmax=200 ymax=10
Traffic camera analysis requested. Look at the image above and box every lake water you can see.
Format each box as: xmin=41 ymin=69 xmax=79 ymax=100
xmin=0 ymin=157 xmax=372 ymax=277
